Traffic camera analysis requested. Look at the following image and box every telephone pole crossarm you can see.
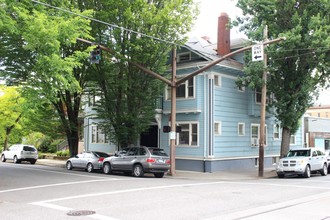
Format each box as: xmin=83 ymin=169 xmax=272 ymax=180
xmin=176 ymin=37 xmax=286 ymax=86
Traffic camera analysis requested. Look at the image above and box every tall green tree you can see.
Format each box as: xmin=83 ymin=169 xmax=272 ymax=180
xmin=0 ymin=0 xmax=93 ymax=156
xmin=0 ymin=86 xmax=26 ymax=150
xmin=82 ymin=0 xmax=198 ymax=148
xmin=235 ymin=0 xmax=330 ymax=156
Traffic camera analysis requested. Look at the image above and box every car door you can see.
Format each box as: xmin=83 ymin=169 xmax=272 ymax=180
xmin=310 ymin=150 xmax=321 ymax=171
xmin=6 ymin=145 xmax=17 ymax=159
xmin=72 ymin=153 xmax=85 ymax=168
xmin=111 ymin=148 xmax=131 ymax=170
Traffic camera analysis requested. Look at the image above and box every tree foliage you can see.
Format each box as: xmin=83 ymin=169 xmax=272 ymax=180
xmin=235 ymin=0 xmax=330 ymax=156
xmin=82 ymin=0 xmax=198 ymax=148
xmin=0 ymin=0 xmax=93 ymax=156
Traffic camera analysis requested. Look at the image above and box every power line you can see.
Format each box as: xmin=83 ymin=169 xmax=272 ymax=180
xmin=31 ymin=0 xmax=183 ymax=47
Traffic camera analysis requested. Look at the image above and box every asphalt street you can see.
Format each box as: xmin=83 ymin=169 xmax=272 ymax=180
xmin=1 ymin=160 xmax=330 ymax=220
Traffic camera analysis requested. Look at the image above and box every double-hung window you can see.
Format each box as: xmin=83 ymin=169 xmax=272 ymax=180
xmin=176 ymin=122 xmax=198 ymax=146
xmin=91 ymin=125 xmax=107 ymax=143
xmin=166 ymin=77 xmax=194 ymax=100
xmin=251 ymin=124 xmax=267 ymax=146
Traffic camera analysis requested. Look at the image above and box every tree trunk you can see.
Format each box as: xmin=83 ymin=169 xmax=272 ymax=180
xmin=280 ymin=127 xmax=291 ymax=158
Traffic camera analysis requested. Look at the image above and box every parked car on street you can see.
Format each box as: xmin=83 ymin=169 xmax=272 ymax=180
xmin=325 ymin=151 xmax=330 ymax=173
xmin=1 ymin=144 xmax=38 ymax=164
xmin=66 ymin=151 xmax=110 ymax=173
xmin=276 ymin=148 xmax=328 ymax=178
xmin=102 ymin=146 xmax=170 ymax=178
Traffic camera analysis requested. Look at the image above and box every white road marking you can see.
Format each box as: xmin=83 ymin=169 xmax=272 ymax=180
xmin=0 ymin=178 xmax=124 ymax=193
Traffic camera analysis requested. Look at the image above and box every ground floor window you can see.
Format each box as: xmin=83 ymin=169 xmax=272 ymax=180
xmin=176 ymin=122 xmax=198 ymax=146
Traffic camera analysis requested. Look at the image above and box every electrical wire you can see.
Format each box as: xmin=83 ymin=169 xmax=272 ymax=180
xmin=31 ymin=0 xmax=184 ymax=47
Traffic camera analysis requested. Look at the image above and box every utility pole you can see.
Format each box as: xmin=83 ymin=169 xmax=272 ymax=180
xmin=259 ymin=25 xmax=268 ymax=177
xmin=169 ymin=48 xmax=177 ymax=175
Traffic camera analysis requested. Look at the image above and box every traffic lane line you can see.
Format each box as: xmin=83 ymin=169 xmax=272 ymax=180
xmin=30 ymin=180 xmax=330 ymax=220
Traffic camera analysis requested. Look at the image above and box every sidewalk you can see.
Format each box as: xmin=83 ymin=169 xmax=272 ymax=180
xmin=36 ymin=158 xmax=277 ymax=180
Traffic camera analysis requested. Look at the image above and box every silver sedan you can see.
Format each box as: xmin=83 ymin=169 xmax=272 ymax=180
xmin=66 ymin=151 xmax=109 ymax=173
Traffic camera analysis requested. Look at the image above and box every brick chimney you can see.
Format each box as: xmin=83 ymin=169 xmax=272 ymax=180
xmin=217 ymin=12 xmax=230 ymax=56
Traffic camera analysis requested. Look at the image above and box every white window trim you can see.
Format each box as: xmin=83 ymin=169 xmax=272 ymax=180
xmin=238 ymin=122 xmax=245 ymax=136
xmin=251 ymin=123 xmax=267 ymax=147
xmin=215 ymin=121 xmax=222 ymax=135
xmin=214 ymin=75 xmax=222 ymax=87
xmin=165 ymin=76 xmax=195 ymax=100
xmin=273 ymin=124 xmax=281 ymax=140
xmin=290 ymin=134 xmax=296 ymax=145
xmin=175 ymin=121 xmax=199 ymax=147
xmin=91 ymin=125 xmax=107 ymax=144
xmin=177 ymin=52 xmax=191 ymax=62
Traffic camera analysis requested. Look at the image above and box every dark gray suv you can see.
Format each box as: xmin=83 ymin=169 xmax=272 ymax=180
xmin=102 ymin=146 xmax=170 ymax=178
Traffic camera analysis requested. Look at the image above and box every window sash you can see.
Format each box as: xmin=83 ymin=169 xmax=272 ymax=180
xmin=176 ymin=123 xmax=198 ymax=146
xmin=251 ymin=124 xmax=267 ymax=146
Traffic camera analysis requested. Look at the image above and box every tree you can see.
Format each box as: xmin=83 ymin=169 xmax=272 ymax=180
xmin=81 ymin=0 xmax=198 ymax=148
xmin=235 ymin=0 xmax=330 ymax=157
xmin=0 ymin=0 xmax=93 ymax=156
xmin=0 ymin=86 xmax=26 ymax=150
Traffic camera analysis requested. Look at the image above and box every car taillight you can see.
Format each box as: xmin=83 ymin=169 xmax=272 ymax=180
xmin=146 ymin=158 xmax=156 ymax=163
xmin=98 ymin=157 xmax=104 ymax=162
xmin=166 ymin=159 xmax=170 ymax=165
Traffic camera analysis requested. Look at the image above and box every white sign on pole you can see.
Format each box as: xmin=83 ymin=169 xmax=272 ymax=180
xmin=169 ymin=131 xmax=176 ymax=140
xmin=252 ymin=44 xmax=264 ymax=62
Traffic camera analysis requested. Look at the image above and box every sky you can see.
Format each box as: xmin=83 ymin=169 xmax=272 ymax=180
xmin=190 ymin=0 xmax=244 ymax=42
xmin=190 ymin=0 xmax=330 ymax=106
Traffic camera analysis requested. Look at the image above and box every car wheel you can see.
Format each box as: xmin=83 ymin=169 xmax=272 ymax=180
xmin=132 ymin=164 xmax=144 ymax=177
xmin=103 ymin=162 xmax=112 ymax=174
xmin=13 ymin=156 xmax=20 ymax=164
xmin=1 ymin=154 xmax=6 ymax=162
xmin=303 ymin=165 xmax=311 ymax=178
xmin=30 ymin=160 xmax=36 ymax=165
xmin=86 ymin=163 xmax=94 ymax=173
xmin=277 ymin=173 xmax=284 ymax=178
xmin=66 ymin=161 xmax=73 ymax=170
xmin=154 ymin=172 xmax=165 ymax=178
xmin=320 ymin=163 xmax=328 ymax=176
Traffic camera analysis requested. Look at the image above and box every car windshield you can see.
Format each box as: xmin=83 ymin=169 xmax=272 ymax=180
xmin=23 ymin=146 xmax=36 ymax=152
xmin=287 ymin=150 xmax=310 ymax=157
xmin=149 ymin=148 xmax=168 ymax=156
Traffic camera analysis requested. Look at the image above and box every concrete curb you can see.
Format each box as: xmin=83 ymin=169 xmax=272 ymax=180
xmin=36 ymin=159 xmax=278 ymax=180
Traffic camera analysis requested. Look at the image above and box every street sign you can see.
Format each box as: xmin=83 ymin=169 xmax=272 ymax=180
xmin=252 ymin=44 xmax=264 ymax=62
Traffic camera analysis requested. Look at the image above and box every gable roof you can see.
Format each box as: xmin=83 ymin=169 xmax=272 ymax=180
xmin=183 ymin=36 xmax=248 ymax=71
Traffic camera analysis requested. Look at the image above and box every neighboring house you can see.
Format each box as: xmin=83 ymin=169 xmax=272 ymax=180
xmin=83 ymin=12 xmax=303 ymax=172
xmin=304 ymin=116 xmax=330 ymax=152
xmin=306 ymin=105 xmax=330 ymax=118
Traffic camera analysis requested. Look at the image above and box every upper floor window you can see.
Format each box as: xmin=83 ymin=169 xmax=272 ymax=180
xmin=166 ymin=77 xmax=194 ymax=100
xmin=273 ymin=124 xmax=280 ymax=140
xmin=176 ymin=122 xmax=198 ymax=146
xmin=215 ymin=121 xmax=222 ymax=135
xmin=255 ymin=88 xmax=271 ymax=104
xmin=177 ymin=52 xmax=191 ymax=63
xmin=290 ymin=134 xmax=296 ymax=145
xmin=91 ymin=125 xmax=107 ymax=143
xmin=238 ymin=123 xmax=245 ymax=136
xmin=214 ymin=75 xmax=221 ymax=87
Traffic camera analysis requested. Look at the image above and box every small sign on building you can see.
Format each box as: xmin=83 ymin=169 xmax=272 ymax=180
xmin=252 ymin=44 xmax=264 ymax=62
